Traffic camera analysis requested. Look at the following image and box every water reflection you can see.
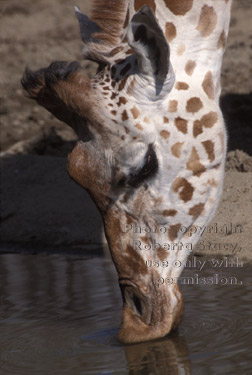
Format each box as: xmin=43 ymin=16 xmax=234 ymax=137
xmin=0 ymin=252 xmax=251 ymax=374
xmin=125 ymin=334 xmax=191 ymax=375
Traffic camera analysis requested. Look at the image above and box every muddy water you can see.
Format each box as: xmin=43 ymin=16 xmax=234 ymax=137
xmin=0 ymin=253 xmax=251 ymax=375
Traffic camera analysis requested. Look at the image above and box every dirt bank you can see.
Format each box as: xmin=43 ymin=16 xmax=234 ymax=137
xmin=0 ymin=0 xmax=252 ymax=260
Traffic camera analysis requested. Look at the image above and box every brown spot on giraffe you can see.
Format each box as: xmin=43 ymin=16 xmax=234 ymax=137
xmin=165 ymin=22 xmax=177 ymax=42
xmin=185 ymin=60 xmax=196 ymax=76
xmin=187 ymin=147 xmax=206 ymax=177
xmin=164 ymin=0 xmax=193 ymax=16
xmin=135 ymin=122 xmax=143 ymax=130
xmin=177 ymin=44 xmax=185 ymax=56
xmin=168 ymin=100 xmax=178 ymax=112
xmin=168 ymin=224 xmax=182 ymax=241
xmin=188 ymin=203 xmax=205 ymax=218
xmin=116 ymin=59 xmax=126 ymax=64
xmin=202 ymin=140 xmax=215 ymax=162
xmin=109 ymin=46 xmax=124 ymax=56
xmin=202 ymin=71 xmax=214 ymax=100
xmin=131 ymin=106 xmax=140 ymax=119
xmin=175 ymin=82 xmax=189 ymax=90
xmin=186 ymin=97 xmax=203 ymax=113
xmin=217 ymin=30 xmax=226 ymax=49
xmin=157 ymin=247 xmax=168 ymax=261
xmin=193 ymin=120 xmax=203 ymax=138
xmin=144 ymin=117 xmax=150 ymax=123
xmin=117 ymin=96 xmax=127 ymax=106
xmin=196 ymin=5 xmax=217 ymax=38
xmin=122 ymin=110 xmax=129 ymax=121
xmin=201 ymin=111 xmax=218 ymax=128
xmin=125 ymin=245 xmax=148 ymax=275
xmin=171 ymin=142 xmax=184 ymax=158
xmin=121 ymin=35 xmax=127 ymax=44
xmin=126 ymin=77 xmax=137 ymax=95
xmin=134 ymin=0 xmax=156 ymax=13
xmin=111 ymin=110 xmax=117 ymax=116
xmin=140 ymin=235 xmax=150 ymax=244
xmin=175 ymin=117 xmax=188 ymax=134
xmin=160 ymin=130 xmax=170 ymax=139
xmin=193 ymin=111 xmax=219 ymax=137
xmin=133 ymin=191 xmax=150 ymax=216
xmin=163 ymin=116 xmax=169 ymax=123
xmin=172 ymin=177 xmax=194 ymax=202
xmin=118 ymin=76 xmax=128 ymax=91
xmin=163 ymin=209 xmax=177 ymax=217
xmin=206 ymin=178 xmax=218 ymax=187
xmin=126 ymin=48 xmax=133 ymax=55
xmin=111 ymin=92 xmax=117 ymax=100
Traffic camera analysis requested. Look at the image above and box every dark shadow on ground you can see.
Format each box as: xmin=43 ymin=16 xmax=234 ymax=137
xmin=0 ymin=154 xmax=104 ymax=252
xmin=28 ymin=127 xmax=77 ymax=157
xmin=220 ymin=93 xmax=252 ymax=155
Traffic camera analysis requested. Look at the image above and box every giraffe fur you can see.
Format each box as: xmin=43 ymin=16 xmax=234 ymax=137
xmin=21 ymin=0 xmax=232 ymax=343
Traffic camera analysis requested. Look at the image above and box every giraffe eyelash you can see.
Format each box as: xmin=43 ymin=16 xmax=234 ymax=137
xmin=128 ymin=144 xmax=158 ymax=187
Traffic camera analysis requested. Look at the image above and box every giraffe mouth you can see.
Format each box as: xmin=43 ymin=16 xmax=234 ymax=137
xmin=119 ymin=279 xmax=152 ymax=325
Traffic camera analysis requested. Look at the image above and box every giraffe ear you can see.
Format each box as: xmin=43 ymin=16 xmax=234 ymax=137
xmin=74 ymin=6 xmax=102 ymax=43
xmin=127 ymin=5 xmax=174 ymax=93
xmin=74 ymin=4 xmax=127 ymax=64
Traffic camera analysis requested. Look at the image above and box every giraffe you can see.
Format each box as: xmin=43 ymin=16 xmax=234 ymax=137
xmin=21 ymin=0 xmax=232 ymax=343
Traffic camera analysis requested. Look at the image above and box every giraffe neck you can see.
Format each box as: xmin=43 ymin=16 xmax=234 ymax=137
xmin=125 ymin=0 xmax=232 ymax=101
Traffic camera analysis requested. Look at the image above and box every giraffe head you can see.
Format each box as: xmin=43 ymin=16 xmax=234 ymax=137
xmin=21 ymin=4 xmax=223 ymax=343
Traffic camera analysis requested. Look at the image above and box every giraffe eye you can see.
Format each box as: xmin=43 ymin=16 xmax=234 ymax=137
xmin=128 ymin=144 xmax=158 ymax=187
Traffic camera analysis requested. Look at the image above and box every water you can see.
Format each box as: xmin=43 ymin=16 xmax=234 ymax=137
xmin=0 ymin=252 xmax=251 ymax=374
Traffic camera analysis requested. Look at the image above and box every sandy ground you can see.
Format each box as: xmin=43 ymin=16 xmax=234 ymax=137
xmin=0 ymin=0 xmax=252 ymax=260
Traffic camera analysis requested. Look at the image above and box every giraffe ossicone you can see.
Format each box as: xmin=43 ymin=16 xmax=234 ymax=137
xmin=21 ymin=0 xmax=232 ymax=344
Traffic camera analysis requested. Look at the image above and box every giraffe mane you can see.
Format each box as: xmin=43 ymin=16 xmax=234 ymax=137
xmin=91 ymin=0 xmax=128 ymax=46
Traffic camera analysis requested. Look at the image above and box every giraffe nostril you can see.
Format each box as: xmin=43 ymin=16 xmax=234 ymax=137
xmin=125 ymin=288 xmax=144 ymax=318
xmin=119 ymin=282 xmax=151 ymax=324
xmin=132 ymin=294 xmax=142 ymax=316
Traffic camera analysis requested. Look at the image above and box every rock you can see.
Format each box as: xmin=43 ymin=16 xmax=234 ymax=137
xmin=226 ymin=150 xmax=252 ymax=172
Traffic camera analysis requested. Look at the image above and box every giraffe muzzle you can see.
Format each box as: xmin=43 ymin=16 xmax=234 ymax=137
xmin=117 ymin=277 xmax=184 ymax=344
